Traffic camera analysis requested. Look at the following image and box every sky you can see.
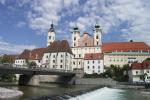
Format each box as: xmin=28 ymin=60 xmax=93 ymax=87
xmin=0 ymin=0 xmax=150 ymax=54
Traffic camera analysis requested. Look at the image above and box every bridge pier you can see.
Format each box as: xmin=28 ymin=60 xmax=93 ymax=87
xmin=18 ymin=75 xmax=39 ymax=86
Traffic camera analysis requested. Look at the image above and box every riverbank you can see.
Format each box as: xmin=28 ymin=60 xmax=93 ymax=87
xmin=0 ymin=87 xmax=23 ymax=99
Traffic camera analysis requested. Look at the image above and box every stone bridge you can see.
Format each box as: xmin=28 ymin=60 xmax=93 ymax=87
xmin=0 ymin=65 xmax=80 ymax=86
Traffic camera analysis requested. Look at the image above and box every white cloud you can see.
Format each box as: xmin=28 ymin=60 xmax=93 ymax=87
xmin=0 ymin=39 xmax=36 ymax=54
xmin=27 ymin=0 xmax=79 ymax=34
xmin=0 ymin=0 xmax=5 ymax=5
xmin=69 ymin=0 xmax=150 ymax=45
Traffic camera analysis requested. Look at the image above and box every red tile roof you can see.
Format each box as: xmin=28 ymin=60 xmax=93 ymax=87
xmin=17 ymin=48 xmax=46 ymax=60
xmin=131 ymin=60 xmax=150 ymax=70
xmin=84 ymin=53 xmax=103 ymax=60
xmin=102 ymin=42 xmax=150 ymax=53
xmin=45 ymin=40 xmax=73 ymax=54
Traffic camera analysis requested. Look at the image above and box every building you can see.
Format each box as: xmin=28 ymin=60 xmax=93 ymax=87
xmin=42 ymin=40 xmax=73 ymax=70
xmin=47 ymin=23 xmax=55 ymax=46
xmin=14 ymin=48 xmax=46 ymax=68
xmin=102 ymin=42 xmax=150 ymax=68
xmin=71 ymin=24 xmax=102 ymax=70
xmin=84 ymin=53 xmax=104 ymax=74
xmin=128 ymin=60 xmax=150 ymax=83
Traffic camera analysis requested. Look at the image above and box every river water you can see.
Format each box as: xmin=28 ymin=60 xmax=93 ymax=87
xmin=0 ymin=82 xmax=150 ymax=100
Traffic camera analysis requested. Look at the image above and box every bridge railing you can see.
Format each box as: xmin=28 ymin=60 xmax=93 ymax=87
xmin=0 ymin=64 xmax=75 ymax=73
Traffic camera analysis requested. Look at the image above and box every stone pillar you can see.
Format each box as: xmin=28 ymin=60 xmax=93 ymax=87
xmin=19 ymin=75 xmax=39 ymax=86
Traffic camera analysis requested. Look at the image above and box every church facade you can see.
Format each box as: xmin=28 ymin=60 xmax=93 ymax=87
xmin=71 ymin=24 xmax=102 ymax=70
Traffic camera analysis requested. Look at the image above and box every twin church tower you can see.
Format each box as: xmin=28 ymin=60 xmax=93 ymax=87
xmin=47 ymin=23 xmax=102 ymax=48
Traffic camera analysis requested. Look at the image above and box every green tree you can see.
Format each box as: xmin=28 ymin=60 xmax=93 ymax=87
xmin=1 ymin=54 xmax=14 ymax=64
xmin=145 ymin=58 xmax=150 ymax=61
xmin=0 ymin=55 xmax=16 ymax=82
xmin=28 ymin=61 xmax=37 ymax=68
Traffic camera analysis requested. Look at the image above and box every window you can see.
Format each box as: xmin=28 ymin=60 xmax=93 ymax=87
xmin=136 ymin=71 xmax=138 ymax=74
xmin=79 ymin=62 xmax=80 ymax=65
xmin=93 ymin=60 xmax=94 ymax=63
xmin=98 ymin=61 xmax=100 ymax=63
xmin=53 ymin=55 xmax=55 ymax=58
xmin=49 ymin=36 xmax=51 ymax=39
xmin=87 ymin=61 xmax=89 ymax=64
xmin=98 ymin=66 xmax=100 ymax=69
xmin=60 ymin=60 xmax=63 ymax=63
xmin=53 ymin=60 xmax=55 ymax=63
xmin=73 ymin=62 xmax=75 ymax=65
xmin=96 ymin=35 xmax=98 ymax=39
xmin=46 ymin=55 xmax=48 ymax=58
xmin=85 ymin=43 xmax=87 ymax=46
xmin=61 ymin=55 xmax=63 ymax=58
xmin=88 ymin=66 xmax=89 ymax=69
xmin=60 ymin=65 xmax=62 ymax=68
xmin=79 ymin=54 xmax=81 ymax=57
xmin=74 ymin=43 xmax=76 ymax=46
xmin=147 ymin=70 xmax=149 ymax=73
xmin=93 ymin=66 xmax=94 ymax=69
xmin=74 ymin=37 xmax=76 ymax=40
xmin=53 ymin=65 xmax=55 ymax=68
xmin=97 ymin=41 xmax=99 ymax=45
xmin=38 ymin=60 xmax=40 ymax=63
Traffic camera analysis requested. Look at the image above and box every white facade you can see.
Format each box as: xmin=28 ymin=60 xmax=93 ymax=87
xmin=14 ymin=59 xmax=42 ymax=68
xmin=94 ymin=24 xmax=102 ymax=46
xmin=42 ymin=52 xmax=73 ymax=70
xmin=72 ymin=46 xmax=101 ymax=69
xmin=104 ymin=52 xmax=150 ymax=67
xmin=84 ymin=60 xmax=104 ymax=74
xmin=72 ymin=27 xmax=80 ymax=47
xmin=14 ymin=59 xmax=27 ymax=68
xmin=129 ymin=69 xmax=150 ymax=83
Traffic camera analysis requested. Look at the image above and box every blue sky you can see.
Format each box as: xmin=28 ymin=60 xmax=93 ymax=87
xmin=0 ymin=0 xmax=150 ymax=54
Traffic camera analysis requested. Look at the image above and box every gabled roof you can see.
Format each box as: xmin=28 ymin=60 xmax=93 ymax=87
xmin=30 ymin=48 xmax=46 ymax=60
xmin=45 ymin=40 xmax=73 ymax=54
xmin=84 ymin=53 xmax=103 ymax=60
xmin=131 ymin=60 xmax=150 ymax=70
xmin=17 ymin=48 xmax=46 ymax=60
xmin=17 ymin=49 xmax=31 ymax=59
xmin=102 ymin=42 xmax=150 ymax=53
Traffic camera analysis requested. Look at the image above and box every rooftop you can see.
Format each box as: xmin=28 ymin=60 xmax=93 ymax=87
xmin=102 ymin=42 xmax=150 ymax=53
xmin=84 ymin=53 xmax=103 ymax=60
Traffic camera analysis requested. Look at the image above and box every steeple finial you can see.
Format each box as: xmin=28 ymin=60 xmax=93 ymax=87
xmin=49 ymin=21 xmax=54 ymax=32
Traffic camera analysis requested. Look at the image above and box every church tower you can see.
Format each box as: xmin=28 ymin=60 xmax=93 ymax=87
xmin=72 ymin=26 xmax=80 ymax=47
xmin=47 ymin=23 xmax=55 ymax=47
xmin=94 ymin=23 xmax=102 ymax=46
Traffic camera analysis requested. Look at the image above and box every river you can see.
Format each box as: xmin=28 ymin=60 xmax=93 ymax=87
xmin=0 ymin=82 xmax=150 ymax=100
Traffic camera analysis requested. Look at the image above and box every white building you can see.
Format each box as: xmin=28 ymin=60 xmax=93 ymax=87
xmin=102 ymin=42 xmax=150 ymax=68
xmin=71 ymin=24 xmax=102 ymax=70
xmin=128 ymin=60 xmax=150 ymax=83
xmin=84 ymin=53 xmax=104 ymax=74
xmin=42 ymin=40 xmax=73 ymax=70
xmin=14 ymin=48 xmax=46 ymax=68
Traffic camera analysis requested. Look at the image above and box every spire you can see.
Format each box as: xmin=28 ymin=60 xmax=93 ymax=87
xmin=73 ymin=23 xmax=79 ymax=33
xmin=49 ymin=21 xmax=55 ymax=32
xmin=95 ymin=21 xmax=100 ymax=29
